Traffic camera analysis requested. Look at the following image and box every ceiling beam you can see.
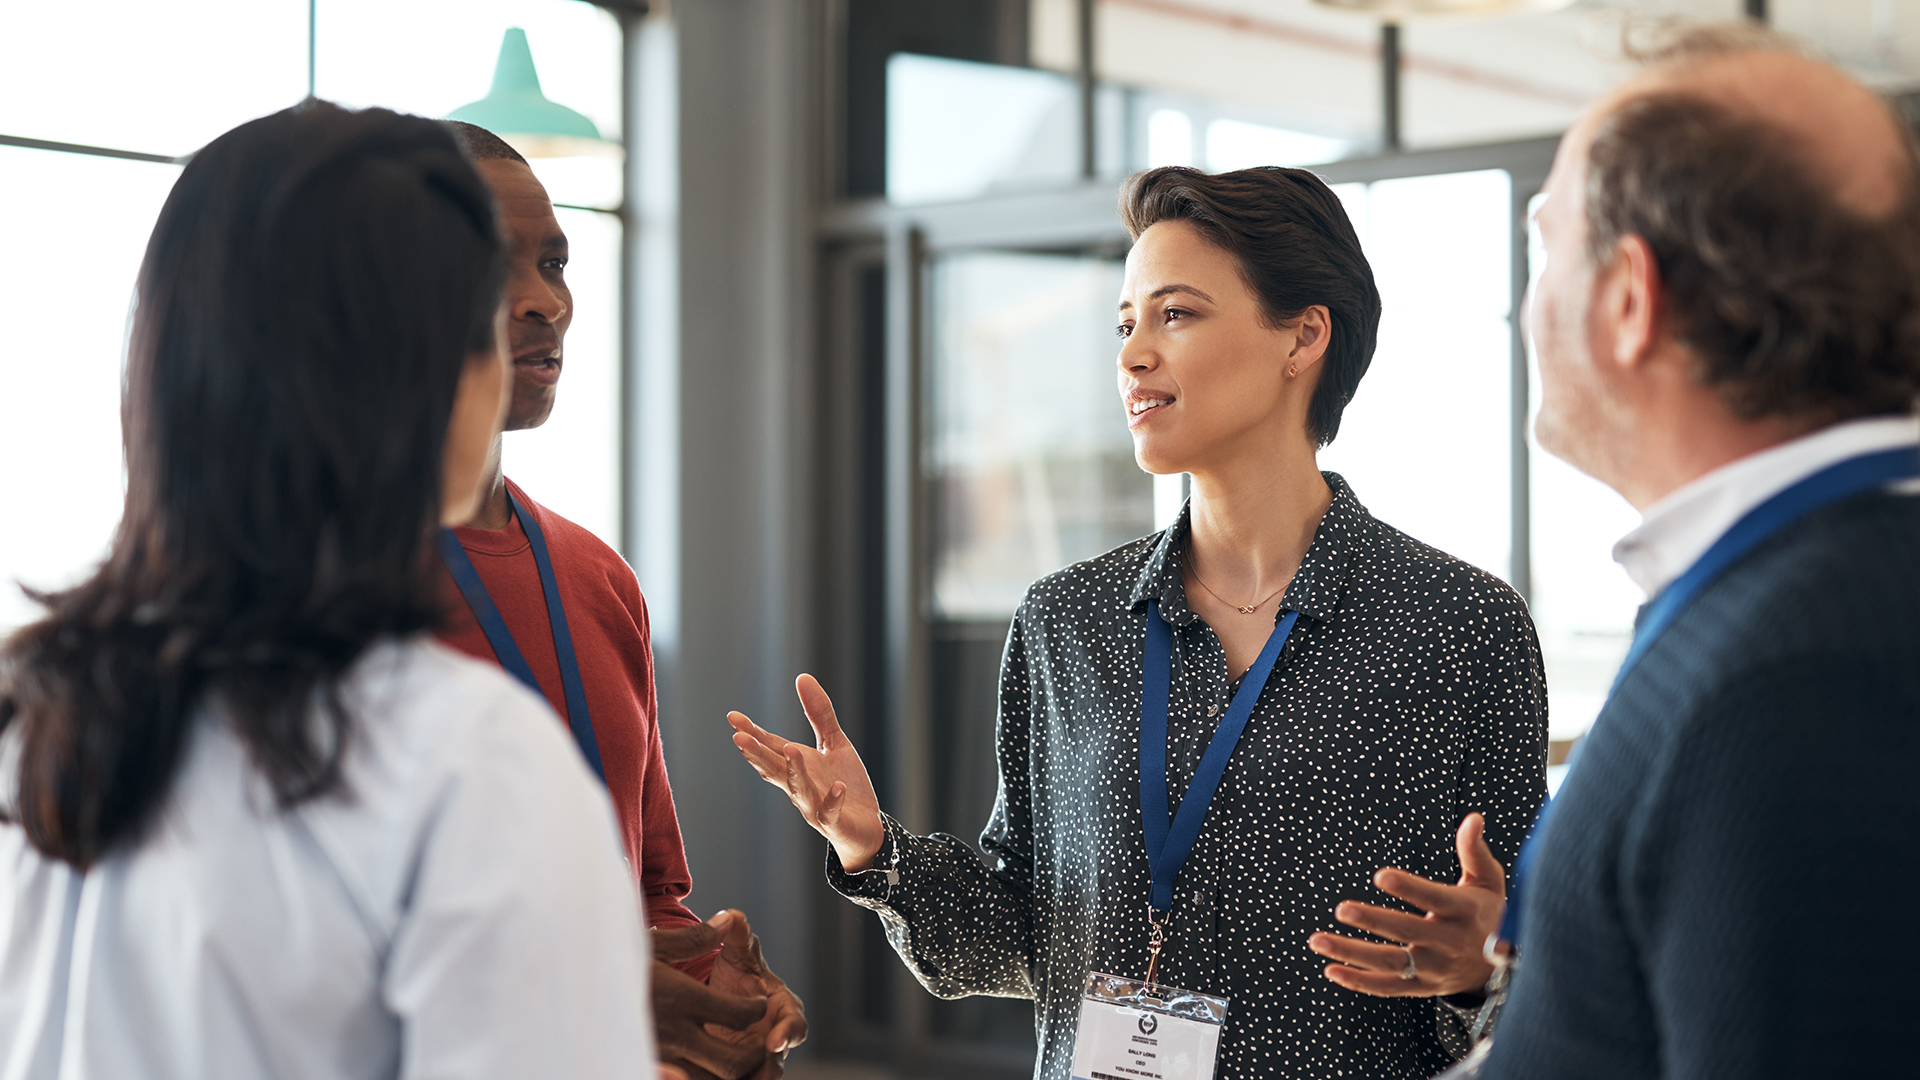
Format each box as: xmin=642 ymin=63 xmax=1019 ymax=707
xmin=581 ymin=0 xmax=651 ymax=17
xmin=1104 ymin=0 xmax=1592 ymax=109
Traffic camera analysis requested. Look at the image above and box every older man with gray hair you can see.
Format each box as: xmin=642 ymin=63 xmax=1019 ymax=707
xmin=1480 ymin=24 xmax=1920 ymax=1079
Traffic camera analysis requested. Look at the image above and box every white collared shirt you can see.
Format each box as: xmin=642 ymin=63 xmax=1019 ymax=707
xmin=1 ymin=638 xmax=657 ymax=1080
xmin=1613 ymin=414 xmax=1920 ymax=598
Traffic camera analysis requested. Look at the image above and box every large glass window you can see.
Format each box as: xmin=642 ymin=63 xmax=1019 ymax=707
xmin=0 ymin=2 xmax=308 ymax=157
xmin=0 ymin=1 xmax=624 ymax=634
xmin=1318 ymin=169 xmax=1514 ymax=582
xmin=1029 ymin=0 xmax=1604 ymax=153
xmin=923 ymin=249 xmax=1141 ymax=1058
xmin=1204 ymin=118 xmax=1348 ymax=172
xmin=887 ymin=55 xmax=1080 ymax=205
xmin=1521 ymin=196 xmax=1640 ymax=784
xmin=1034 ymin=0 xmax=1380 ymax=150
xmin=0 ymin=149 xmax=181 ymax=631
xmin=511 ymin=205 xmax=624 ymax=544
xmin=886 ymin=51 xmax=1348 ymax=207
xmin=930 ymin=253 xmax=1143 ymax=618
xmin=1529 ymin=445 xmax=1639 ymax=784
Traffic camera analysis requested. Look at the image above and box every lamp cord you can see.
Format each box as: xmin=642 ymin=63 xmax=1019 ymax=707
xmin=307 ymin=0 xmax=317 ymax=100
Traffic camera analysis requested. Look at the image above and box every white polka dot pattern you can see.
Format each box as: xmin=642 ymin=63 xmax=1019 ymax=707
xmin=829 ymin=474 xmax=1548 ymax=1080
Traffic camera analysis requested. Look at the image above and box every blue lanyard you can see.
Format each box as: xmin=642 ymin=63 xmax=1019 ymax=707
xmin=1500 ymin=445 xmax=1920 ymax=944
xmin=1140 ymin=598 xmax=1301 ymax=914
xmin=438 ymin=490 xmax=606 ymax=785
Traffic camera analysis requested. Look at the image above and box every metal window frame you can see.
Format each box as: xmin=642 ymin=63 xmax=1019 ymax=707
xmin=4 ymin=1 xmax=637 ymax=542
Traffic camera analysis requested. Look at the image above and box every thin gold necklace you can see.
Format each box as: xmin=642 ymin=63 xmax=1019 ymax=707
xmin=1183 ymin=545 xmax=1286 ymax=615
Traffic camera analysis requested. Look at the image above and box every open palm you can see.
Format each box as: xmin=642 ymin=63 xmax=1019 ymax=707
xmin=1308 ymin=812 xmax=1506 ymax=997
xmin=728 ymin=674 xmax=886 ymax=872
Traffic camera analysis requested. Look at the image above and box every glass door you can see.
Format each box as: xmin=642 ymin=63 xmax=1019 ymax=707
xmin=922 ymin=248 xmax=1144 ymax=1058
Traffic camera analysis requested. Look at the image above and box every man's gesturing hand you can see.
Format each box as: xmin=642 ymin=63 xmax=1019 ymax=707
xmin=1308 ymin=812 xmax=1507 ymax=998
xmin=652 ymin=923 xmax=769 ymax=1079
xmin=728 ymin=674 xmax=886 ymax=872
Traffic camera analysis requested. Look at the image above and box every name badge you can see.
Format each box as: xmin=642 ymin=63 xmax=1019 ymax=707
xmin=1070 ymin=972 xmax=1227 ymax=1080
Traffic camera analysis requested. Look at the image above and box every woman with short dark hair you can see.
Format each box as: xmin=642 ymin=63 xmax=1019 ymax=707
xmin=730 ymin=165 xmax=1547 ymax=1079
xmin=0 ymin=103 xmax=662 ymax=1079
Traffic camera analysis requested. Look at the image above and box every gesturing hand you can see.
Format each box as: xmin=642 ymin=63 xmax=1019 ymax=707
xmin=728 ymin=674 xmax=886 ymax=872
xmin=1308 ymin=812 xmax=1507 ymax=998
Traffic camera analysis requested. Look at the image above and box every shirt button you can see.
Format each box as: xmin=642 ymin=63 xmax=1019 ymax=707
xmin=1208 ymin=705 xmax=1220 ymax=716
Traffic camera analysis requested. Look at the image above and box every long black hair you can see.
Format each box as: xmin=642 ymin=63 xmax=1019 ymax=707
xmin=0 ymin=101 xmax=506 ymax=868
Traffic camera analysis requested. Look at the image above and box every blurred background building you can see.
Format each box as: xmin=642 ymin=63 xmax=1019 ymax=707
xmin=3 ymin=1 xmax=1917 ymax=1076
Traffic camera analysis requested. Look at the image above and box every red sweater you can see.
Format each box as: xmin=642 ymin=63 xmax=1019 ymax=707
xmin=438 ymin=479 xmax=711 ymax=976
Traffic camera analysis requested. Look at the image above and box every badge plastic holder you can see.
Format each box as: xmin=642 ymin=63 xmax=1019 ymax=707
xmin=1071 ymin=971 xmax=1228 ymax=1080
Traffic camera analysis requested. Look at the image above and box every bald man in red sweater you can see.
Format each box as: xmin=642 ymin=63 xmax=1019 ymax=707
xmin=438 ymin=122 xmax=804 ymax=1080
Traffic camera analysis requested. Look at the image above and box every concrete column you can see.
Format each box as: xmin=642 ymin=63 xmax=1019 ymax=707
xmin=625 ymin=0 xmax=828 ymax=1007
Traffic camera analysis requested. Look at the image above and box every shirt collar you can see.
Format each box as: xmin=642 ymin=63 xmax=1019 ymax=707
xmin=1613 ymin=414 xmax=1920 ymax=598
xmin=1130 ymin=472 xmax=1364 ymax=628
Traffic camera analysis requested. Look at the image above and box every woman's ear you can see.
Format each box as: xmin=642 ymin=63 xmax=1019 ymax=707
xmin=1287 ymin=305 xmax=1334 ymax=372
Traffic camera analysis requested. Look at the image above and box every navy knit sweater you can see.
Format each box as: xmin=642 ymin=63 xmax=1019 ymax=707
xmin=1482 ymin=491 xmax=1920 ymax=1078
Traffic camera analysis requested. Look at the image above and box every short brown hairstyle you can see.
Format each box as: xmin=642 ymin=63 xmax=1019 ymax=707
xmin=1120 ymin=166 xmax=1382 ymax=446
xmin=1583 ymin=67 xmax=1920 ymax=419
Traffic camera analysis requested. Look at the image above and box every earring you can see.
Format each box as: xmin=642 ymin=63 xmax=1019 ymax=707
xmin=1287 ymin=364 xmax=1299 ymax=378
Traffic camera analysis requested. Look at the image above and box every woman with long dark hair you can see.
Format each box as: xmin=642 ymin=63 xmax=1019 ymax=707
xmin=0 ymin=103 xmax=661 ymax=1079
xmin=730 ymin=167 xmax=1548 ymax=1079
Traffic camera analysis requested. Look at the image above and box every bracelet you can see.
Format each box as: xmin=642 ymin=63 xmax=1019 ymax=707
xmin=1468 ymin=940 xmax=1514 ymax=1044
xmin=867 ymin=832 xmax=902 ymax=903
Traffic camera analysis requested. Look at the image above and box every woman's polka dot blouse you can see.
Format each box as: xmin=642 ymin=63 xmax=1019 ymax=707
xmin=828 ymin=474 xmax=1549 ymax=1080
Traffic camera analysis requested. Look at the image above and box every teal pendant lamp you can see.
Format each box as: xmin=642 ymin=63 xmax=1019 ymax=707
xmin=449 ymin=28 xmax=617 ymax=159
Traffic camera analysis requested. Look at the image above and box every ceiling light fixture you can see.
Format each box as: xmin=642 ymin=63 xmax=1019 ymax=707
xmin=448 ymin=28 xmax=618 ymax=159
